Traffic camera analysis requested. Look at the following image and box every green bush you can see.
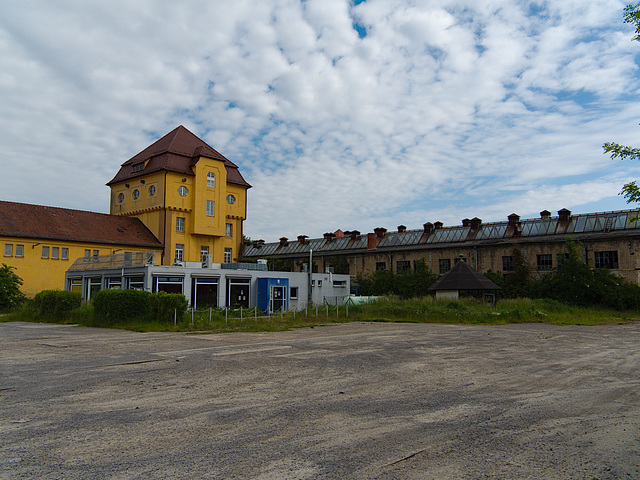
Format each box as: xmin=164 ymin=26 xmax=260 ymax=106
xmin=148 ymin=291 xmax=188 ymax=323
xmin=33 ymin=290 xmax=82 ymax=321
xmin=0 ymin=263 xmax=25 ymax=312
xmin=93 ymin=289 xmax=151 ymax=324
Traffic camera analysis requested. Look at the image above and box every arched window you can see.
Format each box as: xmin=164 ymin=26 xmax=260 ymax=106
xmin=207 ymin=172 xmax=215 ymax=188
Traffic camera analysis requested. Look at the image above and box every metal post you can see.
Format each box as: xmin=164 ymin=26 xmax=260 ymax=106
xmin=225 ymin=307 xmax=228 ymax=325
xmin=308 ymin=249 xmax=313 ymax=307
xmin=255 ymin=307 xmax=257 ymax=322
xmin=174 ymin=308 xmax=177 ymax=325
xmin=209 ymin=307 xmax=212 ymax=323
xmin=326 ymin=304 xmax=328 ymax=318
xmin=240 ymin=306 xmax=243 ymax=322
xmin=191 ymin=307 xmax=194 ymax=325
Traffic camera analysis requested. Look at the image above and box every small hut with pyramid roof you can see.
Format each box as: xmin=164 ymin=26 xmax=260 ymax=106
xmin=428 ymin=259 xmax=501 ymax=300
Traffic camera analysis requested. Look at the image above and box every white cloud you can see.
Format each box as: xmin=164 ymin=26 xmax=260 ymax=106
xmin=0 ymin=0 xmax=638 ymax=242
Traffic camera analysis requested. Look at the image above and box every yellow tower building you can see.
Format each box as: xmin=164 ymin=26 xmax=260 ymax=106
xmin=107 ymin=126 xmax=251 ymax=266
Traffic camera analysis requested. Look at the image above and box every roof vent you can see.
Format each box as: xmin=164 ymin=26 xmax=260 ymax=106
xmin=350 ymin=230 xmax=360 ymax=240
xmin=540 ymin=210 xmax=551 ymax=219
xmin=508 ymin=213 xmax=520 ymax=226
xmin=470 ymin=217 xmax=482 ymax=230
xmin=279 ymin=237 xmax=289 ymax=247
xmin=323 ymin=232 xmax=335 ymax=243
xmin=297 ymin=235 xmax=308 ymax=245
xmin=434 ymin=221 xmax=443 ymax=230
xmin=423 ymin=222 xmax=433 ymax=234
xmin=397 ymin=225 xmax=406 ymax=233
xmin=462 ymin=218 xmax=471 ymax=227
xmin=374 ymin=227 xmax=387 ymax=238
xmin=558 ymin=208 xmax=572 ymax=222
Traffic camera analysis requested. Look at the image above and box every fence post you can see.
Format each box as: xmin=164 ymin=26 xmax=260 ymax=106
xmin=240 ymin=306 xmax=243 ymax=322
xmin=191 ymin=307 xmax=194 ymax=325
xmin=315 ymin=305 xmax=318 ymax=318
xmin=255 ymin=307 xmax=257 ymax=322
xmin=326 ymin=304 xmax=328 ymax=318
xmin=346 ymin=302 xmax=348 ymax=318
xmin=336 ymin=304 xmax=339 ymax=318
xmin=225 ymin=307 xmax=228 ymax=326
xmin=174 ymin=308 xmax=177 ymax=326
xmin=209 ymin=307 xmax=212 ymax=323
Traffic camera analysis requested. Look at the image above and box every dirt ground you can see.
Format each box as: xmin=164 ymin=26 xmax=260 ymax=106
xmin=1 ymin=321 xmax=639 ymax=479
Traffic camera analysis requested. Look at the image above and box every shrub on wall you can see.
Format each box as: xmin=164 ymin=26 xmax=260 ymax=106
xmin=93 ymin=289 xmax=151 ymax=324
xmin=34 ymin=290 xmax=82 ymax=320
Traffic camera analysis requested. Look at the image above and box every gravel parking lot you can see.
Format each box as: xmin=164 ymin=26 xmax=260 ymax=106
xmin=1 ymin=321 xmax=639 ymax=479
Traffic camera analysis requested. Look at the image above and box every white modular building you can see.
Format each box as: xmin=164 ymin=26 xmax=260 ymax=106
xmin=65 ymin=251 xmax=350 ymax=312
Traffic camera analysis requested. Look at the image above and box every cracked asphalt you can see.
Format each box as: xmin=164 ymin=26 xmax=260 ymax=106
xmin=1 ymin=321 xmax=639 ymax=479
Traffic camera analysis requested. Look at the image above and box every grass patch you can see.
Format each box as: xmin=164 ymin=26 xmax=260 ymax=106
xmin=3 ymin=296 xmax=639 ymax=332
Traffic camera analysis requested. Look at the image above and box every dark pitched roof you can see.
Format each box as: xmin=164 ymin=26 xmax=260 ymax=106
xmin=0 ymin=200 xmax=163 ymax=248
xmin=428 ymin=261 xmax=501 ymax=291
xmin=107 ymin=125 xmax=251 ymax=188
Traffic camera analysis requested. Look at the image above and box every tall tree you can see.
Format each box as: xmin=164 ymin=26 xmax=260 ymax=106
xmin=603 ymin=3 xmax=640 ymax=202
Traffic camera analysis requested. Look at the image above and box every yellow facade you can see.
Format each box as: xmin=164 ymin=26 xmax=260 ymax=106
xmin=109 ymin=156 xmax=248 ymax=266
xmin=1 ymin=236 xmax=160 ymax=297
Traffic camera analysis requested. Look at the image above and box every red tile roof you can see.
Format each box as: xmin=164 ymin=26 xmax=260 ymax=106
xmin=0 ymin=200 xmax=163 ymax=248
xmin=107 ymin=125 xmax=252 ymax=188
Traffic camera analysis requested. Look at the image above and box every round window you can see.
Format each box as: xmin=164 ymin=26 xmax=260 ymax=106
xmin=178 ymin=186 xmax=188 ymax=197
xmin=226 ymin=194 xmax=236 ymax=204
xmin=133 ymin=189 xmax=140 ymax=200
xmin=118 ymin=193 xmax=124 ymax=203
xmin=149 ymin=185 xmax=156 ymax=196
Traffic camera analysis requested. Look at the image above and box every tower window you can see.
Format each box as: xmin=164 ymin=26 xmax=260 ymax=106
xmin=206 ymin=200 xmax=215 ymax=217
xmin=207 ymin=172 xmax=215 ymax=188
xmin=175 ymin=244 xmax=184 ymax=262
xmin=226 ymin=223 xmax=232 ymax=236
xmin=224 ymin=248 xmax=232 ymax=264
xmin=176 ymin=217 xmax=185 ymax=232
xmin=178 ymin=186 xmax=188 ymax=197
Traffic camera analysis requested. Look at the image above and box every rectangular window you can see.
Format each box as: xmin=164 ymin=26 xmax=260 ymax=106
xmin=226 ymin=223 xmax=232 ymax=237
xmin=93 ymin=250 xmax=99 ymax=258
xmin=594 ymin=251 xmax=619 ymax=269
xmin=224 ymin=248 xmax=232 ymax=264
xmin=290 ymin=287 xmax=298 ymax=299
xmin=206 ymin=200 xmax=215 ymax=217
xmin=69 ymin=278 xmax=82 ymax=294
xmin=537 ymin=254 xmax=553 ymax=271
xmin=557 ymin=253 xmax=569 ymax=270
xmin=4 ymin=244 xmax=12 ymax=257
xmin=175 ymin=244 xmax=184 ymax=262
xmin=85 ymin=249 xmax=91 ymax=259
xmin=375 ymin=262 xmax=386 ymax=271
xmin=61 ymin=248 xmax=68 ymax=260
xmin=51 ymin=247 xmax=59 ymax=259
xmin=207 ymin=172 xmax=215 ymax=188
xmin=201 ymin=246 xmax=209 ymax=262
xmin=176 ymin=217 xmax=185 ymax=232
xmin=439 ymin=259 xmax=451 ymax=274
xmin=502 ymin=256 xmax=514 ymax=272
xmin=42 ymin=246 xmax=49 ymax=259
xmin=15 ymin=245 xmax=23 ymax=257
xmin=397 ymin=260 xmax=411 ymax=272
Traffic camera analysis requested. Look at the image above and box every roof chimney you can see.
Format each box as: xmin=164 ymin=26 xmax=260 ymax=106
xmin=508 ymin=213 xmax=520 ymax=226
xmin=279 ymin=237 xmax=289 ymax=247
xmin=462 ymin=218 xmax=471 ymax=227
xmin=434 ymin=221 xmax=443 ymax=230
xmin=367 ymin=232 xmax=377 ymax=249
xmin=397 ymin=225 xmax=406 ymax=233
xmin=558 ymin=208 xmax=571 ymax=222
xmin=350 ymin=230 xmax=360 ymax=240
xmin=470 ymin=217 xmax=482 ymax=230
xmin=374 ymin=227 xmax=387 ymax=238
xmin=297 ymin=235 xmax=308 ymax=245
xmin=423 ymin=222 xmax=433 ymax=234
xmin=253 ymin=239 xmax=265 ymax=249
xmin=540 ymin=210 xmax=551 ymax=219
xmin=323 ymin=232 xmax=335 ymax=243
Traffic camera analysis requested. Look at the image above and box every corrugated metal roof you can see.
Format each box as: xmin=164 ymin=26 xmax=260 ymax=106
xmin=244 ymin=209 xmax=640 ymax=258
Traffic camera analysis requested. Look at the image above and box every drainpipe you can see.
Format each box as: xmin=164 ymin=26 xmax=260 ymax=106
xmin=308 ymin=249 xmax=313 ymax=307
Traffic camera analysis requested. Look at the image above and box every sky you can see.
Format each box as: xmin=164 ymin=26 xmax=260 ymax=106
xmin=1 ymin=0 xmax=639 ymax=242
